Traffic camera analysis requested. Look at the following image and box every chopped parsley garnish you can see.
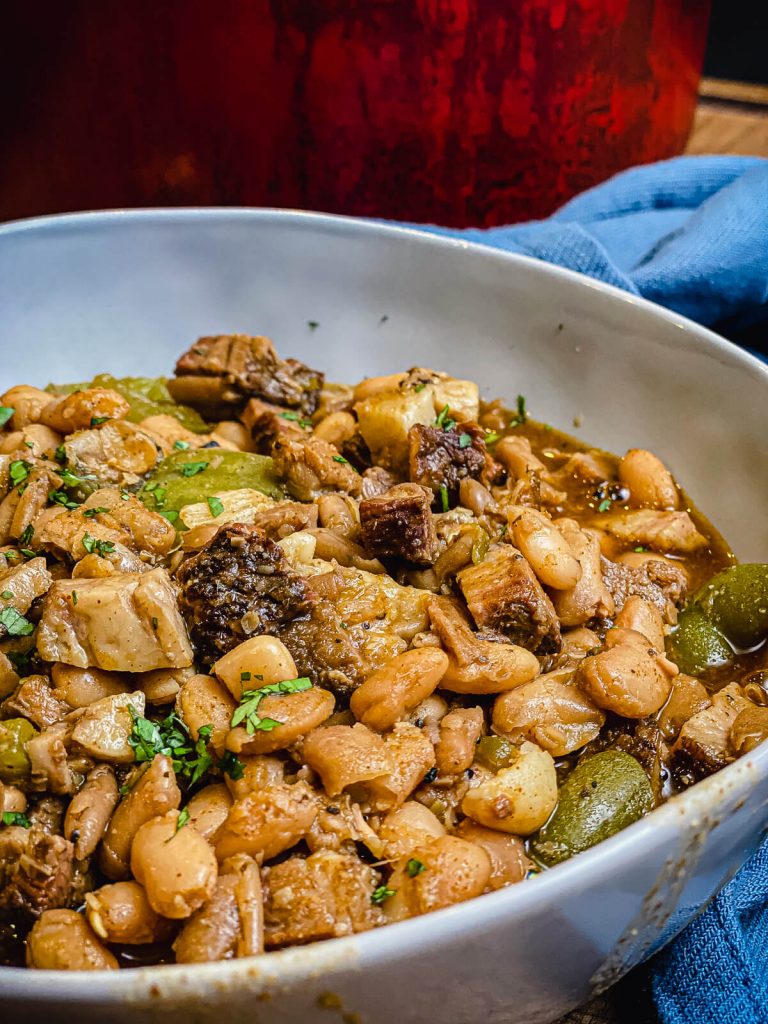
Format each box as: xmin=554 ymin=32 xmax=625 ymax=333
xmin=1 ymin=590 xmax=13 ymax=600
xmin=218 ymin=751 xmax=245 ymax=781
xmin=371 ymin=885 xmax=396 ymax=905
xmin=159 ymin=510 xmax=179 ymax=524
xmin=307 ymin=320 xmax=320 ymax=331
xmin=54 ymin=445 xmax=67 ymax=464
xmin=180 ymin=461 xmax=208 ymax=477
xmin=173 ymin=439 xmax=191 ymax=450
xmin=240 ymin=671 xmax=251 ymax=682
xmin=509 ymin=394 xmax=528 ymax=427
xmin=71 ymin=591 xmax=78 ymax=605
xmin=59 ymin=468 xmax=88 ymax=489
xmin=231 ymin=677 xmax=312 ymax=735
xmin=151 ymin=616 xmax=158 ymax=630
xmin=0 ymin=607 xmax=35 ymax=637
xmin=120 ymin=490 xmax=131 ymax=501
xmin=412 ymin=382 xmax=427 ymax=393
xmin=2 ymin=811 xmax=31 ymax=828
xmin=167 ymin=807 xmax=190 ymax=840
xmin=9 ymin=460 xmax=31 ymax=490
xmin=332 ymin=455 xmax=349 ymax=464
xmin=458 ymin=432 xmax=472 ymax=449
xmin=439 ymin=484 xmax=449 ymax=513
xmin=206 ymin=496 xmax=224 ymax=518
xmin=90 ymin=416 xmax=109 ymax=426
xmin=406 ymin=858 xmax=426 ymax=878
xmin=81 ymin=533 xmax=116 ymax=557
xmin=19 ymin=549 xmax=36 ymax=559
xmin=83 ymin=506 xmax=108 ymax=518
xmin=280 ymin=411 xmax=313 ymax=429
xmin=379 ymin=314 xmax=389 ymax=325
xmin=127 ymin=708 xmax=214 ymax=784
xmin=598 ymin=498 xmax=612 ymax=513
xmin=483 ymin=430 xmax=500 ymax=444
xmin=49 ymin=489 xmax=80 ymax=510
xmin=434 ymin=405 xmax=456 ymax=431
xmin=634 ymin=546 xmax=647 ymax=553
xmin=18 ymin=524 xmax=34 ymax=548
xmin=0 ymin=407 xmax=14 ymax=427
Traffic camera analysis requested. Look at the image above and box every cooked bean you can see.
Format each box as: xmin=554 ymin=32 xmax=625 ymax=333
xmin=384 ymin=836 xmax=491 ymax=921
xmin=0 ymin=423 xmax=62 ymax=457
xmin=40 ymin=388 xmax=130 ymax=433
xmin=551 ymin=520 xmax=614 ymax=626
xmin=458 ymin=478 xmax=497 ymax=517
xmin=100 ymin=754 xmax=181 ymax=880
xmin=215 ymin=783 xmax=318 ymax=861
xmin=454 ymin=820 xmax=532 ymax=889
xmin=140 ymin=666 xmax=194 ymax=705
xmin=434 ymin=707 xmax=484 ymax=775
xmin=213 ymin=420 xmax=252 ymax=450
xmin=730 ymin=705 xmax=768 ymax=756
xmin=619 ymin=448 xmax=679 ymax=510
xmin=405 ymin=693 xmax=448 ymax=743
xmin=131 ymin=810 xmax=218 ymax=918
xmin=494 ymin=435 xmax=546 ymax=479
xmin=313 ymin=411 xmax=357 ymax=448
xmin=64 ymin=764 xmax=119 ymax=859
xmin=187 ymin=783 xmax=233 ymax=844
xmin=377 ymin=801 xmax=446 ymax=858
xmin=493 ymin=675 xmax=605 ymax=757
xmin=50 ymin=663 xmax=129 ymax=708
xmin=614 ymin=594 xmax=666 ymax=651
xmin=364 ymin=723 xmax=436 ymax=812
xmin=308 ymin=528 xmax=384 ymax=572
xmin=507 ymin=506 xmax=582 ymax=590
xmin=85 ymin=881 xmax=176 ymax=944
xmin=174 ymin=855 xmax=263 ymax=962
xmin=302 ymin=723 xmax=393 ymax=796
xmin=26 ymin=910 xmax=118 ymax=970
xmin=657 ymin=674 xmax=711 ymax=741
xmin=71 ymin=691 xmax=145 ymax=763
xmin=1 ymin=384 xmax=55 ymax=428
xmin=227 ymin=686 xmax=335 ymax=755
xmin=177 ymin=673 xmax=236 ymax=756
xmin=223 ymin=754 xmax=285 ymax=800
xmin=576 ymin=628 xmax=677 ymax=719
xmin=461 ymin=741 xmax=557 ymax=835
xmin=317 ymin=493 xmax=360 ymax=538
xmin=350 ymin=648 xmax=449 ymax=731
xmin=213 ymin=636 xmax=298 ymax=701
xmin=0 ymin=782 xmax=27 ymax=814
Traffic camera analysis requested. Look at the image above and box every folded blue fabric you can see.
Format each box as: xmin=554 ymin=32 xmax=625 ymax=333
xmin=416 ymin=155 xmax=768 ymax=330
xmin=411 ymin=155 xmax=768 ymax=1024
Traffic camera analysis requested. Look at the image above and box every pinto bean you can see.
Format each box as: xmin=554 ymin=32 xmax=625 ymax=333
xmin=214 ymin=783 xmax=318 ymax=862
xmin=507 ymin=506 xmax=582 ymax=590
xmin=434 ymin=707 xmax=484 ymax=775
xmin=131 ymin=811 xmax=218 ymax=919
xmin=364 ymin=723 xmax=436 ymax=812
xmin=40 ymin=388 xmax=130 ymax=433
xmin=186 ymin=783 xmax=233 ymax=844
xmin=26 ymin=910 xmax=118 ymax=970
xmin=575 ymin=627 xmax=677 ymax=719
xmin=223 ymin=754 xmax=285 ymax=800
xmin=213 ymin=636 xmax=298 ymax=701
xmin=384 ymin=836 xmax=491 ymax=922
xmin=551 ymin=520 xmax=614 ymax=626
xmin=64 ymin=764 xmax=119 ymax=859
xmin=313 ymin=411 xmax=357 ymax=449
xmin=302 ymin=724 xmax=393 ymax=796
xmin=0 ymin=782 xmax=27 ymax=813
xmin=85 ymin=881 xmax=176 ymax=945
xmin=100 ymin=754 xmax=181 ymax=880
xmin=377 ymin=801 xmax=446 ymax=858
xmin=174 ymin=855 xmax=263 ymax=962
xmin=50 ymin=664 xmax=128 ymax=708
xmin=493 ymin=674 xmax=605 ymax=757
xmin=619 ymin=449 xmax=679 ymax=510
xmin=176 ymin=673 xmax=236 ymax=757
xmin=454 ymin=820 xmax=532 ymax=889
xmin=461 ymin=741 xmax=557 ymax=835
xmin=350 ymin=648 xmax=449 ymax=732
xmin=227 ymin=686 xmax=335 ymax=755
xmin=458 ymin=478 xmax=497 ymax=517
xmin=317 ymin=493 xmax=360 ymax=539
xmin=0 ymin=384 xmax=55 ymax=429
xmin=614 ymin=595 xmax=666 ymax=651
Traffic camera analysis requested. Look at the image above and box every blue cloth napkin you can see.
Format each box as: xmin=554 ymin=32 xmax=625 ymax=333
xmin=411 ymin=155 xmax=768 ymax=1024
xmin=416 ymin=155 xmax=768 ymax=332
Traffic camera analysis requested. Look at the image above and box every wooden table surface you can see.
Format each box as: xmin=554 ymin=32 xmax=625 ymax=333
xmin=686 ymin=79 xmax=768 ymax=156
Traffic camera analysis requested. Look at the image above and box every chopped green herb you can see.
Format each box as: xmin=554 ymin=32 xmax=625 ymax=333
xmin=186 ymin=725 xmax=214 ymax=786
xmin=58 ymin=468 xmax=88 ymax=489
xmin=339 ymin=621 xmax=348 ymax=630
xmin=458 ymin=432 xmax=472 ymax=449
xmin=0 ymin=607 xmax=35 ymax=637
xmin=18 ymin=524 xmax=34 ymax=548
xmin=379 ymin=314 xmax=389 ymax=325
xmin=0 ymin=407 xmax=15 ymax=428
xmin=279 ymin=411 xmax=313 ymax=429
xmin=634 ymin=546 xmax=647 ymax=553
xmin=159 ymin=510 xmax=180 ymax=524
xmin=54 ymin=445 xmax=67 ymax=464
xmin=49 ymin=489 xmax=80 ymax=510
xmin=544 ymin=424 xmax=554 ymax=432
xmin=240 ymin=671 xmax=251 ymax=682
xmin=81 ymin=533 xmax=116 ymax=557
xmin=206 ymin=496 xmax=224 ymax=518
xmin=406 ymin=858 xmax=426 ymax=878
xmin=71 ymin=591 xmax=78 ymax=606
xmin=332 ymin=455 xmax=349 ymax=464
xmin=218 ymin=751 xmax=245 ymax=781
xmin=439 ymin=484 xmax=449 ymax=513
xmin=509 ymin=394 xmax=528 ymax=428
xmin=144 ymin=481 xmax=158 ymax=492
xmin=483 ymin=430 xmax=500 ymax=445
xmin=598 ymin=498 xmax=612 ymax=513
xmin=151 ymin=616 xmax=158 ymax=630
xmin=1 ymin=591 xmax=13 ymax=600
xmin=83 ymin=506 xmax=108 ymax=518
xmin=19 ymin=549 xmax=36 ymax=559
xmin=231 ymin=677 xmax=312 ymax=735
xmin=434 ymin=405 xmax=456 ymax=431
xmin=90 ymin=416 xmax=109 ymax=426
xmin=128 ymin=707 xmax=214 ymax=784
xmin=180 ymin=461 xmax=208 ymax=478
xmin=171 ymin=807 xmax=190 ymax=837
xmin=9 ymin=460 xmax=31 ymax=490
xmin=2 ymin=811 xmax=31 ymax=828
xmin=307 ymin=320 xmax=320 ymax=331
xmin=173 ymin=440 xmax=191 ymax=450
xmin=6 ymin=650 xmax=30 ymax=673
xmin=150 ymin=487 xmax=167 ymax=509
xmin=371 ymin=885 xmax=396 ymax=906
xmin=120 ymin=490 xmax=131 ymax=501
xmin=412 ymin=382 xmax=427 ymax=393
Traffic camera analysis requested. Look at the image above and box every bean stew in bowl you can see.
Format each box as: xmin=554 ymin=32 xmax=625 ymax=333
xmin=0 ymin=333 xmax=765 ymax=971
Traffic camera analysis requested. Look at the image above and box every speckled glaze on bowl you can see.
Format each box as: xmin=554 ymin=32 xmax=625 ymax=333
xmin=0 ymin=210 xmax=766 ymax=1024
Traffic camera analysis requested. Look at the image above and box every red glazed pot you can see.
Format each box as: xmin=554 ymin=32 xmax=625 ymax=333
xmin=0 ymin=1 xmax=711 ymax=226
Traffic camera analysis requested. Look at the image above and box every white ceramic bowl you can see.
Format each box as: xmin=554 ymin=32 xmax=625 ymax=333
xmin=0 ymin=210 xmax=766 ymax=1024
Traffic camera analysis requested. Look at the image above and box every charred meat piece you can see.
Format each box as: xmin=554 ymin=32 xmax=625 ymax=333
xmin=601 ymin=557 xmax=687 ymax=621
xmin=673 ymin=682 xmax=752 ymax=779
xmin=458 ymin=546 xmax=561 ymax=654
xmin=279 ymin=599 xmax=367 ymax=698
xmin=249 ymin=501 xmax=319 ymax=540
xmin=172 ymin=335 xmax=324 ymax=416
xmin=0 ymin=829 xmax=74 ymax=919
xmin=408 ymin=424 xmax=486 ymax=503
xmin=177 ymin=523 xmax=315 ymax=665
xmin=241 ymin=397 xmax=310 ymax=455
xmin=359 ymin=484 xmax=438 ymax=566
xmin=271 ymin=436 xmax=362 ymax=501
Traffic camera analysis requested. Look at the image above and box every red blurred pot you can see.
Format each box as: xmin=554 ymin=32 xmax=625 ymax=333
xmin=0 ymin=1 xmax=711 ymax=227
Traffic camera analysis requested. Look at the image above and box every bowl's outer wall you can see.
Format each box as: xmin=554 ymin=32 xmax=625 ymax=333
xmin=0 ymin=211 xmax=766 ymax=1024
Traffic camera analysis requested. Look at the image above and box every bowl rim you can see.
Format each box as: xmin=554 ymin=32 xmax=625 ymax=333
xmin=0 ymin=206 xmax=766 ymax=995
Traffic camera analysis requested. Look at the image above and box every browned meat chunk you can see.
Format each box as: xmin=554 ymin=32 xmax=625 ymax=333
xmin=673 ymin=682 xmax=752 ymax=778
xmin=601 ymin=557 xmax=687 ymax=621
xmin=361 ymin=466 xmax=399 ymax=499
xmin=263 ymin=850 xmax=383 ymax=947
xmin=177 ymin=523 xmax=315 ymax=665
xmin=0 ymin=829 xmax=74 ymax=919
xmin=2 ymin=676 xmax=69 ymax=730
xmin=279 ymin=600 xmax=367 ymax=698
xmin=271 ymin=436 xmax=362 ymax=501
xmin=458 ymin=546 xmax=561 ymax=654
xmin=241 ymin=397 xmax=309 ymax=455
xmin=359 ymin=484 xmax=438 ymax=566
xmin=249 ymin=501 xmax=319 ymax=540
xmin=408 ymin=423 xmax=487 ymax=502
xmin=172 ymin=335 xmax=324 ymax=416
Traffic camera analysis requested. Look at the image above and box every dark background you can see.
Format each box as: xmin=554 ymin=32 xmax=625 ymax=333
xmin=704 ymin=0 xmax=768 ymax=85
